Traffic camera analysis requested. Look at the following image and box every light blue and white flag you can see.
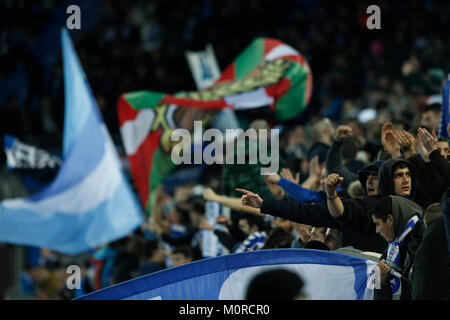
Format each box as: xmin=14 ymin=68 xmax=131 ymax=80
xmin=0 ymin=29 xmax=144 ymax=255
xmin=77 ymin=249 xmax=377 ymax=300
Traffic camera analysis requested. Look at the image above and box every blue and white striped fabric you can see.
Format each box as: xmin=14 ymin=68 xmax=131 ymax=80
xmin=234 ymin=231 xmax=267 ymax=253
xmin=77 ymin=249 xmax=377 ymax=300
xmin=0 ymin=29 xmax=144 ymax=255
xmin=200 ymin=201 xmax=225 ymax=258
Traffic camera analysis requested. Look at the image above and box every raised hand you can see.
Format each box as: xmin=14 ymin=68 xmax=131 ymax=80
xmin=395 ymin=129 xmax=416 ymax=158
xmin=417 ymin=127 xmax=437 ymax=157
xmin=199 ymin=219 xmax=215 ymax=231
xmin=265 ymin=173 xmax=281 ymax=184
xmin=264 ymin=174 xmax=285 ymax=199
xmin=325 ymin=173 xmax=344 ymax=197
xmin=235 ymin=188 xmax=264 ymax=209
xmin=335 ymin=125 xmax=353 ymax=141
xmin=309 ymin=155 xmax=321 ymax=180
xmin=280 ymin=168 xmax=300 ymax=184
xmin=216 ymin=215 xmax=232 ymax=227
xmin=381 ymin=122 xmax=401 ymax=157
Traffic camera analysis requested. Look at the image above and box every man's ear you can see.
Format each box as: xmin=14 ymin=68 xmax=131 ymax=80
xmin=387 ymin=214 xmax=394 ymax=226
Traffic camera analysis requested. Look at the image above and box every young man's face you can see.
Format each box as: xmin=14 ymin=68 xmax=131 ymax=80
xmin=420 ymin=110 xmax=440 ymax=131
xmin=372 ymin=214 xmax=395 ymax=242
xmin=171 ymin=253 xmax=191 ymax=267
xmin=365 ymin=174 xmax=378 ymax=195
xmin=437 ymin=141 xmax=449 ymax=159
xmin=393 ymin=167 xmax=412 ymax=196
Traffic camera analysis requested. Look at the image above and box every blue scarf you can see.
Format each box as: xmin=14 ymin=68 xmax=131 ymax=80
xmin=384 ymin=215 xmax=419 ymax=295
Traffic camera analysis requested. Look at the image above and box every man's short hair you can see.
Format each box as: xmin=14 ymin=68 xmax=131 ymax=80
xmin=372 ymin=195 xmax=393 ymax=221
xmin=423 ymin=103 xmax=442 ymax=115
xmin=246 ymin=269 xmax=305 ymax=300
xmin=240 ymin=213 xmax=267 ymax=232
xmin=172 ymin=245 xmax=193 ymax=259
xmin=392 ymin=161 xmax=409 ymax=172
xmin=424 ymin=203 xmax=443 ymax=228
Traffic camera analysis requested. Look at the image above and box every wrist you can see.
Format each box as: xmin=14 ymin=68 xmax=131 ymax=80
xmin=326 ymin=191 xmax=338 ymax=199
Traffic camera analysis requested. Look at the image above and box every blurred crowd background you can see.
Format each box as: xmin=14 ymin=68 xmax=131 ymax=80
xmin=0 ymin=0 xmax=449 ymax=299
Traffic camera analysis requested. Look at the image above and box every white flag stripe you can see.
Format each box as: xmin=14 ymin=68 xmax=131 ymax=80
xmin=224 ymin=87 xmax=273 ymax=109
xmin=120 ymin=109 xmax=155 ymax=155
xmin=265 ymin=44 xmax=299 ymax=61
xmin=2 ymin=129 xmax=121 ymax=215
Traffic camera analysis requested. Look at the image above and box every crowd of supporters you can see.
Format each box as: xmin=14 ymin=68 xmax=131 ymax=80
xmin=1 ymin=1 xmax=450 ymax=300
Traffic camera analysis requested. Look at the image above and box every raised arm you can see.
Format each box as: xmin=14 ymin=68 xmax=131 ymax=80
xmin=203 ymin=187 xmax=263 ymax=216
xmin=325 ymin=173 xmax=344 ymax=218
xmin=326 ymin=125 xmax=358 ymax=188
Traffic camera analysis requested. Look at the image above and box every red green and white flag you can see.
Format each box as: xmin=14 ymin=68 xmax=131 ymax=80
xmin=118 ymin=37 xmax=312 ymax=214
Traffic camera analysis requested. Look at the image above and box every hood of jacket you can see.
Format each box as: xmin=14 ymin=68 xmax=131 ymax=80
xmin=358 ymin=160 xmax=383 ymax=190
xmin=378 ymin=158 xmax=417 ymax=197
xmin=389 ymin=195 xmax=423 ymax=237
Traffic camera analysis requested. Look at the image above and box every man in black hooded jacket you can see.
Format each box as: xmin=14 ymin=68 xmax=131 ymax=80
xmin=237 ymin=161 xmax=388 ymax=253
xmin=370 ymin=195 xmax=424 ymax=300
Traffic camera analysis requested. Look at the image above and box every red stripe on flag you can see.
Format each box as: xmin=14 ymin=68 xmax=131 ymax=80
xmin=263 ymin=38 xmax=283 ymax=55
xmin=215 ymin=63 xmax=236 ymax=84
xmin=128 ymin=130 xmax=162 ymax=209
xmin=162 ymin=96 xmax=230 ymax=109
xmin=117 ymin=94 xmax=139 ymax=125
xmin=265 ymin=77 xmax=292 ymax=100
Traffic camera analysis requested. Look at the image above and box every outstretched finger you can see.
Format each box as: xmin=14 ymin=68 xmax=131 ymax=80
xmin=235 ymin=188 xmax=256 ymax=196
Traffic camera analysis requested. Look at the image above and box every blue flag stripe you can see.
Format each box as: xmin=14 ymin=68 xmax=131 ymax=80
xmin=77 ymin=249 xmax=374 ymax=300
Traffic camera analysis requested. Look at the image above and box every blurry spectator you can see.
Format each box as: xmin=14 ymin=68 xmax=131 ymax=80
xmin=436 ymin=137 xmax=449 ymax=160
xmin=412 ymin=203 xmax=450 ymax=300
xmin=246 ymin=269 xmax=306 ymax=300
xmin=262 ymin=227 xmax=295 ymax=249
xmin=139 ymin=240 xmax=166 ymax=275
xmin=418 ymin=103 xmax=442 ymax=132
xmin=170 ymin=246 xmax=193 ymax=267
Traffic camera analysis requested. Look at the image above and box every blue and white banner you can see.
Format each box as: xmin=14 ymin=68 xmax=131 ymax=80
xmin=184 ymin=44 xmax=221 ymax=90
xmin=438 ymin=76 xmax=450 ymax=139
xmin=0 ymin=29 xmax=143 ymax=255
xmin=4 ymin=134 xmax=62 ymax=170
xmin=201 ymin=201 xmax=225 ymax=258
xmin=77 ymin=249 xmax=377 ymax=300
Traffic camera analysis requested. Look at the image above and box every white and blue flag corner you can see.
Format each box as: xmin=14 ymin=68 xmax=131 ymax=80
xmin=438 ymin=75 xmax=450 ymax=139
xmin=0 ymin=29 xmax=144 ymax=255
xmin=77 ymin=249 xmax=377 ymax=300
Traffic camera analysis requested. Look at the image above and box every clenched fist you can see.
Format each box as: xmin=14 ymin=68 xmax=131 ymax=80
xmin=325 ymin=173 xmax=344 ymax=197
xmin=335 ymin=125 xmax=352 ymax=141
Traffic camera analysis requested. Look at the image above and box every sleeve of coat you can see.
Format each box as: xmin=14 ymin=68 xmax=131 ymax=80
xmin=334 ymin=196 xmax=377 ymax=234
xmin=260 ymin=198 xmax=342 ymax=228
xmin=326 ymin=139 xmax=357 ymax=189
xmin=429 ymin=149 xmax=450 ymax=188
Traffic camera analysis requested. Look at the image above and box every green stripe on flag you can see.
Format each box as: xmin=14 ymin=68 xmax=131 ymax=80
xmin=124 ymin=91 xmax=166 ymax=110
xmin=234 ymin=38 xmax=264 ymax=79
xmin=146 ymin=148 xmax=177 ymax=214
xmin=276 ymin=64 xmax=310 ymax=121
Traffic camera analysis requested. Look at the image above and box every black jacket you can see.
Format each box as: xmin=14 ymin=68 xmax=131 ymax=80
xmin=260 ymin=196 xmax=387 ymax=253
xmin=374 ymin=196 xmax=425 ymax=300
xmin=412 ymin=215 xmax=450 ymax=300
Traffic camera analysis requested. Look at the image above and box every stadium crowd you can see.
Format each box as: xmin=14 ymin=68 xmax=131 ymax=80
xmin=1 ymin=0 xmax=450 ymax=300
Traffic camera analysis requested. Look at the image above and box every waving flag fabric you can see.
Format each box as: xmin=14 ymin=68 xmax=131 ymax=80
xmin=0 ymin=29 xmax=143 ymax=255
xmin=4 ymin=134 xmax=62 ymax=170
xmin=118 ymin=38 xmax=312 ymax=212
xmin=77 ymin=249 xmax=376 ymax=300
xmin=438 ymin=77 xmax=450 ymax=139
